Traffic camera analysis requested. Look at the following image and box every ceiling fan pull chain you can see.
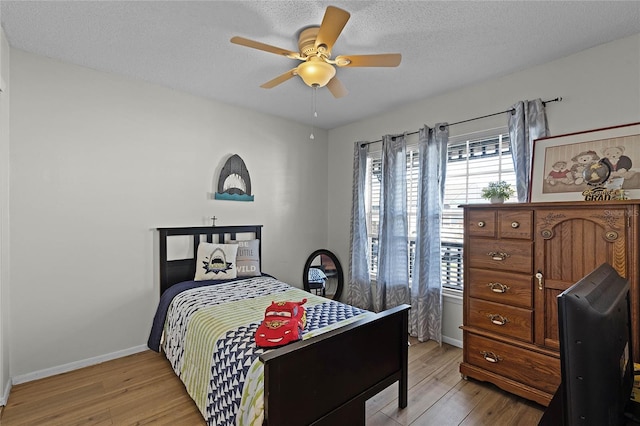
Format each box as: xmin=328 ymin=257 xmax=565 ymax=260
xmin=313 ymin=86 xmax=318 ymax=118
xmin=310 ymin=87 xmax=318 ymax=140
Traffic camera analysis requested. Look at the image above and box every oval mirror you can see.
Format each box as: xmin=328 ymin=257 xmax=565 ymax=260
xmin=303 ymin=249 xmax=344 ymax=301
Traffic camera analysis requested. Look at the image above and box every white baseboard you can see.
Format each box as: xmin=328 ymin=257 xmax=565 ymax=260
xmin=12 ymin=345 xmax=148 ymax=385
xmin=442 ymin=335 xmax=463 ymax=348
xmin=0 ymin=378 xmax=10 ymax=406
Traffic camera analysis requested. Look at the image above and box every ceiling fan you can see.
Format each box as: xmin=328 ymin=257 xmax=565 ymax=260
xmin=230 ymin=6 xmax=401 ymax=98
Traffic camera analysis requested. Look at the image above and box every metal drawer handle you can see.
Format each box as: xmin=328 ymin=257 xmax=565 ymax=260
xmin=477 ymin=221 xmax=485 ymax=228
xmin=487 ymin=314 xmax=509 ymax=326
xmin=536 ymin=272 xmax=544 ymax=291
xmin=511 ymin=221 xmax=519 ymax=228
xmin=480 ymin=351 xmax=502 ymax=363
xmin=487 ymin=251 xmax=510 ymax=261
xmin=487 ymin=282 xmax=510 ymax=293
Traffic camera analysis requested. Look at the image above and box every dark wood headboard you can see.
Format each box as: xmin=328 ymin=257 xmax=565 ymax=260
xmin=157 ymin=225 xmax=263 ymax=295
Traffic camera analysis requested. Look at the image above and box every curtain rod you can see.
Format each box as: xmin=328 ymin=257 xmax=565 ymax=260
xmin=360 ymin=97 xmax=562 ymax=147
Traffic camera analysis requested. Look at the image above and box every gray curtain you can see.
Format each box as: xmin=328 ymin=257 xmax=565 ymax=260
xmin=509 ymin=99 xmax=549 ymax=202
xmin=375 ymin=134 xmax=410 ymax=312
xmin=410 ymin=124 xmax=448 ymax=343
xmin=348 ymin=142 xmax=373 ymax=310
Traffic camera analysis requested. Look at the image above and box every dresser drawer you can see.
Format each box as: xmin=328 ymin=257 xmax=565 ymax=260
xmin=467 ymin=239 xmax=533 ymax=274
xmin=467 ymin=210 xmax=496 ymax=238
xmin=498 ymin=210 xmax=533 ymax=239
xmin=468 ymin=298 xmax=533 ymax=342
xmin=465 ymin=333 xmax=560 ymax=394
xmin=468 ymin=268 xmax=532 ymax=308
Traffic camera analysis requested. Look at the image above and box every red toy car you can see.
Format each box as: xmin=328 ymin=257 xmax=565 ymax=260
xmin=255 ymin=299 xmax=307 ymax=348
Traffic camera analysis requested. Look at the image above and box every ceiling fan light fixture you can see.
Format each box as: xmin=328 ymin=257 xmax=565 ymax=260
xmin=297 ymin=57 xmax=336 ymax=88
xmin=231 ymin=5 xmax=401 ymax=97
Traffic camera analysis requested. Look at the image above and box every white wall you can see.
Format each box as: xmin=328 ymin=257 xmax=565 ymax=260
xmin=0 ymin=26 xmax=11 ymax=404
xmin=327 ymin=33 xmax=640 ymax=345
xmin=8 ymin=49 xmax=329 ymax=378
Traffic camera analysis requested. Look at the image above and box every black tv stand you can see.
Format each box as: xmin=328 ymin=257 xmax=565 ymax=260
xmin=540 ymin=385 xmax=640 ymax=425
xmin=538 ymin=385 xmax=563 ymax=425
xmin=625 ymin=402 xmax=640 ymax=424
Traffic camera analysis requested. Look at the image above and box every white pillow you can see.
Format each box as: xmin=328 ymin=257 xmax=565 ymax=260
xmin=194 ymin=242 xmax=238 ymax=281
xmin=228 ymin=239 xmax=261 ymax=277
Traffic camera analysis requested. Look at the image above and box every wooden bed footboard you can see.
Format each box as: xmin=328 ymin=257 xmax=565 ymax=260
xmin=261 ymin=304 xmax=410 ymax=426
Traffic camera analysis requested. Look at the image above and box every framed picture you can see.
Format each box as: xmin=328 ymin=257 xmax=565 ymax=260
xmin=529 ymin=122 xmax=640 ymax=202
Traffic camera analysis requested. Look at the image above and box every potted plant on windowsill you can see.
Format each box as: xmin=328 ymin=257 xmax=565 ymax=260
xmin=481 ymin=181 xmax=515 ymax=204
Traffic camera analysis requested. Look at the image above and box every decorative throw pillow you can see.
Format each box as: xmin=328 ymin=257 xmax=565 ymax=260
xmin=228 ymin=239 xmax=261 ymax=277
xmin=194 ymin=242 xmax=238 ymax=281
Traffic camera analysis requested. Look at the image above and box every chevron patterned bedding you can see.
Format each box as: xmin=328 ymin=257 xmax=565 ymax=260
xmin=158 ymin=275 xmax=370 ymax=426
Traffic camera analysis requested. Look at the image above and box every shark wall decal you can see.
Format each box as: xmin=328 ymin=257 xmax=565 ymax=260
xmin=214 ymin=154 xmax=254 ymax=201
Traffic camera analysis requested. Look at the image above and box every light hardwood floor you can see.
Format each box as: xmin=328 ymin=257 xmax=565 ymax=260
xmin=0 ymin=339 xmax=544 ymax=425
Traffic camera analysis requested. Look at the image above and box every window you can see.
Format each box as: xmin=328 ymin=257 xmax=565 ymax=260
xmin=364 ymin=129 xmax=516 ymax=290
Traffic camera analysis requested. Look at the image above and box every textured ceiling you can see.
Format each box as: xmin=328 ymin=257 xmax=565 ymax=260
xmin=1 ymin=1 xmax=639 ymax=129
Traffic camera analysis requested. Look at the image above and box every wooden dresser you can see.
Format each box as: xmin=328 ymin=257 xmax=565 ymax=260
xmin=459 ymin=201 xmax=640 ymax=406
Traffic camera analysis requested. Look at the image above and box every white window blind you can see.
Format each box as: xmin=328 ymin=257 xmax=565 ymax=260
xmin=364 ymin=128 xmax=516 ymax=290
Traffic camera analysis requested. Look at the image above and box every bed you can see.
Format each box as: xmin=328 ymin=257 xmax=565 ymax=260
xmin=148 ymin=225 xmax=410 ymax=426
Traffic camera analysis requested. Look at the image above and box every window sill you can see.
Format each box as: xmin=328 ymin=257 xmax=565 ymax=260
xmin=443 ymin=287 xmax=463 ymax=301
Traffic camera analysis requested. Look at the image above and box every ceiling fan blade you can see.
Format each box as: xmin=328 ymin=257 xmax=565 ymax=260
xmin=260 ymin=68 xmax=298 ymax=89
xmin=326 ymin=77 xmax=348 ymax=98
xmin=315 ymin=6 xmax=350 ymax=54
xmin=230 ymin=36 xmax=301 ymax=59
xmin=335 ymin=53 xmax=402 ymax=67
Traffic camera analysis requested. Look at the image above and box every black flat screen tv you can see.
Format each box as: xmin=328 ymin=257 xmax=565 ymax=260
xmin=557 ymin=263 xmax=633 ymax=425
